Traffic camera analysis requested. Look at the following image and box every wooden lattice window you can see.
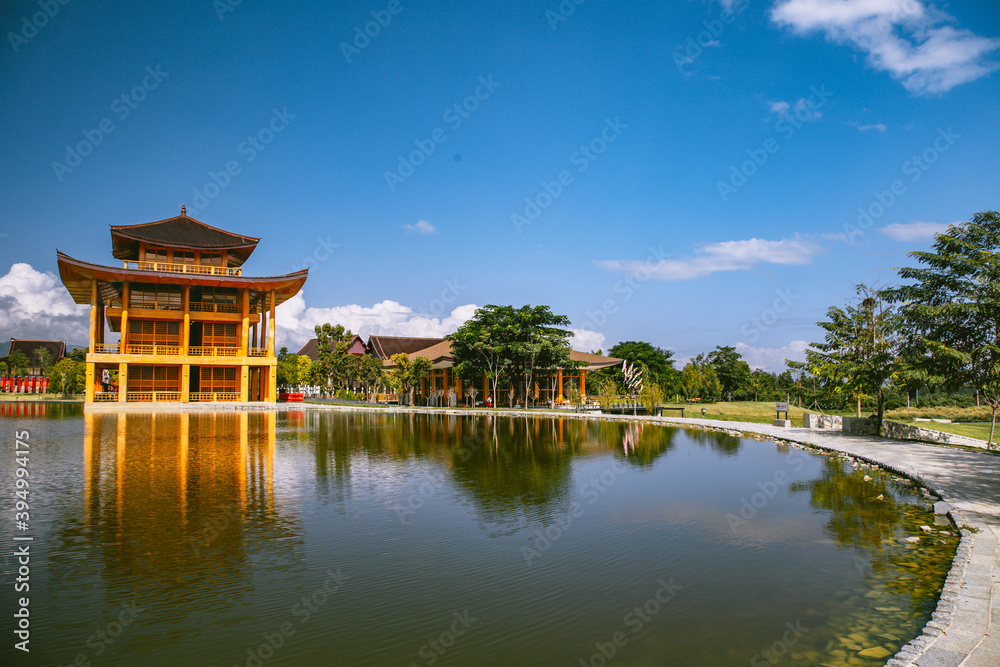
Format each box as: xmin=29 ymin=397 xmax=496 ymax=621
xmin=127 ymin=320 xmax=180 ymax=347
xmin=202 ymin=322 xmax=238 ymax=348
xmin=127 ymin=365 xmax=179 ymax=392
xmin=199 ymin=367 xmax=236 ymax=392
xmin=129 ymin=284 xmax=182 ymax=311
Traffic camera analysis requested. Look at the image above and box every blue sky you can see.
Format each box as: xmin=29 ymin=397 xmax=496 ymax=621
xmin=1 ymin=0 xmax=998 ymax=370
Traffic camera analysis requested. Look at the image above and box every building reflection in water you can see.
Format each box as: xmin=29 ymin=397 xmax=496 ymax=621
xmin=67 ymin=411 xmax=303 ymax=660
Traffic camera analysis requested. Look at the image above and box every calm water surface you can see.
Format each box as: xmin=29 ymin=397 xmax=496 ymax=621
xmin=0 ymin=404 xmax=957 ymax=666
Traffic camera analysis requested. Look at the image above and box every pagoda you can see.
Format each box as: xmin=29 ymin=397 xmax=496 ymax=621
xmin=57 ymin=207 xmax=307 ymax=403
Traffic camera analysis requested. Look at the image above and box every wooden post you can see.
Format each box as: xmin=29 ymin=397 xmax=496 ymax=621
xmin=85 ymin=362 xmax=95 ymax=402
xmin=88 ymin=280 xmax=97 ymax=354
xmin=181 ymin=364 xmax=190 ymax=403
xmin=240 ymin=366 xmax=249 ymax=402
xmin=118 ymin=362 xmax=128 ymax=403
xmin=240 ymin=288 xmax=249 ymax=355
xmin=556 ymin=368 xmax=563 ymax=402
xmin=182 ymin=285 xmax=190 ymax=355
xmin=120 ymin=283 xmax=130 ymax=354
xmin=267 ymin=290 xmax=275 ymax=356
xmin=579 ymin=372 xmax=585 ymax=399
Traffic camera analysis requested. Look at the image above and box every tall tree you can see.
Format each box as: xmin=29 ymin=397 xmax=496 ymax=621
xmin=311 ymin=324 xmax=355 ymax=395
xmin=8 ymin=351 xmax=30 ymax=376
xmin=447 ymin=305 xmax=576 ymax=403
xmin=706 ymin=345 xmax=752 ymax=400
xmin=33 ymin=347 xmax=54 ymax=373
xmin=799 ymin=284 xmax=900 ymax=433
xmin=389 ymin=353 xmax=432 ymax=405
xmin=883 ymin=211 xmax=1000 ymax=445
xmin=600 ymin=341 xmax=678 ymax=394
xmin=680 ymin=354 xmax=722 ymax=402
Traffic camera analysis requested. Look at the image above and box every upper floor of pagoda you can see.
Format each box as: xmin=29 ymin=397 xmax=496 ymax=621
xmin=110 ymin=205 xmax=260 ymax=272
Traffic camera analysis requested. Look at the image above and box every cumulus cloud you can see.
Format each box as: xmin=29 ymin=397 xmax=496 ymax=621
xmin=0 ymin=264 xmax=89 ymax=347
xmin=403 ymin=219 xmax=438 ymax=235
xmin=595 ymin=237 xmax=824 ymax=282
xmin=771 ymin=0 xmax=1000 ymax=95
xmin=275 ymin=293 xmax=477 ymax=351
xmin=735 ymin=340 xmax=810 ymax=372
xmin=568 ymin=328 xmax=606 ymax=354
xmin=878 ymin=220 xmax=950 ymax=241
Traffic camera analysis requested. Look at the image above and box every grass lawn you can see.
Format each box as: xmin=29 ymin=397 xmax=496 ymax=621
xmin=661 ymin=400 xmax=818 ymax=424
xmin=900 ymin=420 xmax=997 ymax=443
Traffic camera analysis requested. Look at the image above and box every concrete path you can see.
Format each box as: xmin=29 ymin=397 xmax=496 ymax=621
xmin=653 ymin=416 xmax=1000 ymax=667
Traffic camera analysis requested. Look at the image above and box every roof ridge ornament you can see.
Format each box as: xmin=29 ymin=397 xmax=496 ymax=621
xmin=181 ymin=204 xmax=186 ymax=216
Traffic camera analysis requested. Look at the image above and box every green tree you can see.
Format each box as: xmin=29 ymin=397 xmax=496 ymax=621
xmin=640 ymin=382 xmax=664 ymax=414
xmin=798 ymin=284 xmax=901 ymax=433
xmin=681 ymin=354 xmax=722 ymax=402
xmin=884 ymin=211 xmax=1000 ymax=445
xmin=296 ymin=355 xmax=312 ymax=388
xmin=389 ymin=353 xmax=432 ymax=405
xmin=276 ymin=347 xmax=298 ymax=387
xmin=447 ymin=304 xmax=576 ymax=403
xmin=33 ymin=347 xmax=54 ymax=374
xmin=8 ymin=351 xmax=30 ymax=376
xmin=604 ymin=341 xmax=678 ymax=390
xmin=706 ymin=345 xmax=752 ymax=400
xmin=311 ymin=324 xmax=355 ymax=395
xmin=49 ymin=358 xmax=82 ymax=395
xmin=356 ymin=354 xmax=383 ymax=401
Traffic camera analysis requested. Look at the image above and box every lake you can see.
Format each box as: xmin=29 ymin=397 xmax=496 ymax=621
xmin=0 ymin=404 xmax=956 ymax=666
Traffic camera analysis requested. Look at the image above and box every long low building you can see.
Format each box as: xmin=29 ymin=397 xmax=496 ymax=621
xmin=298 ymin=334 xmax=622 ymax=404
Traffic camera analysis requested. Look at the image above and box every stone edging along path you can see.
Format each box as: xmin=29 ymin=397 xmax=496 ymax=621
xmin=288 ymin=403 xmax=999 ymax=667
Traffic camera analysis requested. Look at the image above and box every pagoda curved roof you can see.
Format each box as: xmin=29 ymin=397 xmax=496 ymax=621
xmin=110 ymin=210 xmax=259 ymax=266
xmin=56 ymin=251 xmax=307 ymax=307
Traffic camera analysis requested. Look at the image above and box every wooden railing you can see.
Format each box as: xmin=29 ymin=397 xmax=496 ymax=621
xmin=124 ymin=261 xmax=241 ymax=277
xmin=189 ymin=392 xmax=239 ymax=402
xmin=94 ymin=392 xmax=118 ymax=402
xmin=125 ymin=344 xmax=181 ymax=356
xmin=189 ymin=346 xmax=240 ymax=357
xmin=125 ymin=391 xmax=182 ymax=402
xmin=189 ymin=302 xmax=239 ymax=313
xmin=91 ymin=344 xmax=269 ymax=358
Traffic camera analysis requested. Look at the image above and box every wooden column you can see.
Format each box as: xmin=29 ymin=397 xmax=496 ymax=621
xmin=120 ymin=283 xmax=130 ymax=354
xmin=267 ymin=293 xmax=276 ymax=401
xmin=267 ymin=290 xmax=276 ymax=356
xmin=182 ymin=286 xmax=190 ymax=355
xmin=85 ymin=362 xmax=95 ymax=402
xmin=118 ymin=362 xmax=128 ymax=403
xmin=556 ymin=368 xmax=564 ymax=402
xmin=181 ymin=364 xmax=190 ymax=403
xmin=88 ymin=280 xmax=97 ymax=354
xmin=240 ymin=366 xmax=249 ymax=402
xmin=579 ymin=372 xmax=586 ymax=398
xmin=240 ymin=288 xmax=250 ymax=355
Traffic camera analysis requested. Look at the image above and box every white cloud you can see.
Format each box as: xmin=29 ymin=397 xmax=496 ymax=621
xmin=735 ymin=340 xmax=810 ymax=372
xmin=275 ymin=293 xmax=476 ymax=351
xmin=771 ymin=0 xmax=1000 ymax=95
xmin=569 ymin=328 xmax=606 ymax=353
xmin=0 ymin=264 xmax=89 ymax=347
xmin=596 ymin=237 xmax=824 ymax=282
xmin=857 ymin=123 xmax=887 ymax=132
xmin=878 ymin=220 xmax=950 ymax=241
xmin=403 ymin=219 xmax=438 ymax=235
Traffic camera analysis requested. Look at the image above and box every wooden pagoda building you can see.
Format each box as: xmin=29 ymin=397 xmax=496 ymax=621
xmin=57 ymin=207 xmax=307 ymax=403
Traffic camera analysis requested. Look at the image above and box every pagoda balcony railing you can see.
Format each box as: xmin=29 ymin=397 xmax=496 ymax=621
xmin=92 ymin=343 xmax=269 ymax=358
xmin=190 ymin=392 xmax=240 ymax=402
xmin=124 ymin=391 xmax=183 ymax=402
xmin=189 ymin=301 xmax=239 ymax=313
xmin=123 ymin=260 xmax=242 ymax=277
xmin=94 ymin=392 xmax=118 ymax=402
xmin=189 ymin=346 xmax=240 ymax=357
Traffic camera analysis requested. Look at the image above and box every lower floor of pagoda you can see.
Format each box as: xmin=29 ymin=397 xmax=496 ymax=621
xmin=87 ymin=361 xmax=276 ymax=403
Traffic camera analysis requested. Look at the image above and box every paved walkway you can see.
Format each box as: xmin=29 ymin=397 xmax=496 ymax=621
xmin=653 ymin=416 xmax=1000 ymax=667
